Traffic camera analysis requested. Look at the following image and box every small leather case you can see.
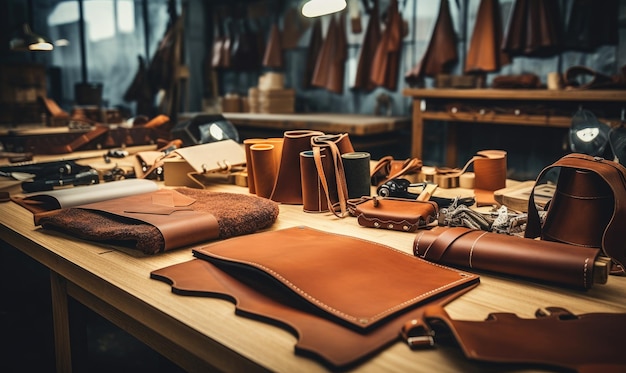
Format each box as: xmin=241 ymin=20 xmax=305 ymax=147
xmin=349 ymin=196 xmax=438 ymax=232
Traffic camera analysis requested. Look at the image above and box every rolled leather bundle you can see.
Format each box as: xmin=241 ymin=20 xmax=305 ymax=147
xmin=414 ymin=226 xmax=606 ymax=289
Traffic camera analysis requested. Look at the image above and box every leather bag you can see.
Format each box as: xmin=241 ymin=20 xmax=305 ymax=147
xmin=348 ymin=196 xmax=438 ymax=232
xmin=525 ymin=153 xmax=626 ymax=273
xmin=151 ymin=226 xmax=479 ymax=368
xmin=415 ymin=226 xmax=606 ymax=290
xmin=405 ymin=305 xmax=626 ymax=372
xmin=311 ymin=133 xmax=355 ymax=217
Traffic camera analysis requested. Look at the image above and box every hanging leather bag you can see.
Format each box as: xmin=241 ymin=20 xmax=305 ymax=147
xmin=525 ymin=153 xmax=626 ymax=274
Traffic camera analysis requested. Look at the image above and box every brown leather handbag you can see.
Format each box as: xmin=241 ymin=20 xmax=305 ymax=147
xmin=348 ymin=196 xmax=438 ymax=232
xmin=525 ymin=153 xmax=626 ymax=274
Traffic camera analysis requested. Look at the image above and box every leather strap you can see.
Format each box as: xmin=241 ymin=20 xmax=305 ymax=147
xmin=525 ymin=154 xmax=626 ymax=268
xmin=415 ymin=226 xmax=475 ymax=262
xmin=312 ymin=135 xmax=350 ymax=218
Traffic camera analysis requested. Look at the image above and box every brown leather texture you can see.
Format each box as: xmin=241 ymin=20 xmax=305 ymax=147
xmin=352 ymin=0 xmax=381 ymax=91
xmin=417 ymin=305 xmax=626 ymax=372
xmin=370 ymin=156 xmax=422 ymax=187
xmin=194 ymin=226 xmax=479 ymax=330
xmin=369 ymin=0 xmax=403 ymax=91
xmin=151 ymin=255 xmax=478 ymax=369
xmin=501 ymin=0 xmax=562 ymax=57
xmin=525 ymin=153 xmax=626 ymax=271
xmin=36 ymin=188 xmax=279 ymax=254
xmin=465 ymin=0 xmax=510 ymax=73
xmin=405 ymin=0 xmax=457 ymax=83
xmin=310 ymin=12 xmax=347 ymax=93
xmin=349 ymin=197 xmax=438 ymax=232
xmin=415 ymin=226 xmax=601 ymax=289
xmin=270 ymin=130 xmax=324 ymax=204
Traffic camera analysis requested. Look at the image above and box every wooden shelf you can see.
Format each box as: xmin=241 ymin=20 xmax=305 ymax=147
xmin=403 ymin=88 xmax=626 ymax=167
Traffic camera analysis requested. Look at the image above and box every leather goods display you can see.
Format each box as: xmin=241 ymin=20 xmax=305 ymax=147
xmin=501 ymin=0 xmax=562 ymax=57
xmin=352 ymin=0 xmax=380 ymax=91
xmin=310 ymin=12 xmax=347 ymax=93
xmin=348 ymin=196 xmax=438 ymax=232
xmin=405 ymin=0 xmax=457 ymax=84
xmin=311 ymin=133 xmax=355 ymax=217
xmin=414 ymin=226 xmax=608 ymax=290
xmin=525 ymin=153 xmax=626 ymax=274
xmin=464 ymin=0 xmax=510 ymax=73
xmin=303 ymin=18 xmax=323 ymax=89
xmin=151 ymin=226 xmax=479 ymax=368
xmin=270 ymin=130 xmax=324 ymax=204
xmin=262 ymin=22 xmax=283 ymax=69
xmin=369 ymin=0 xmax=402 ymax=91
xmin=370 ymin=156 xmax=422 ymax=186
xmin=35 ymin=188 xmax=279 ymax=255
xmin=407 ymin=305 xmax=626 ymax=372
xmin=12 ymin=178 xmax=159 ymax=215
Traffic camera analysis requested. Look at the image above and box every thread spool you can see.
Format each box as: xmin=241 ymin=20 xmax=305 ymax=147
xmin=341 ymin=152 xmax=371 ymax=199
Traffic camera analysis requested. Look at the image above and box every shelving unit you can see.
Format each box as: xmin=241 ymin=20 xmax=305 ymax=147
xmin=403 ymin=88 xmax=626 ymax=167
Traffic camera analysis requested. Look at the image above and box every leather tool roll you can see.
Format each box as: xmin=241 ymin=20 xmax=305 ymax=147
xmin=407 ymin=305 xmax=626 ymax=372
xmin=414 ymin=226 xmax=604 ymax=289
xmin=194 ymin=226 xmax=479 ymax=331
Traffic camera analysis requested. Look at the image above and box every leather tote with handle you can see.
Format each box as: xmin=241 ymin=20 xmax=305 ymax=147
xmin=525 ymin=153 xmax=626 ymax=274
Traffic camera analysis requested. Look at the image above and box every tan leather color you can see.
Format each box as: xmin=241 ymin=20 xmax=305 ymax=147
xmin=413 ymin=305 xmax=626 ymax=372
xmin=415 ymin=226 xmax=601 ymax=289
xmin=194 ymin=226 xmax=479 ymax=330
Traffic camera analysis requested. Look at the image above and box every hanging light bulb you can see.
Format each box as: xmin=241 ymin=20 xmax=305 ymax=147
xmin=10 ymin=23 xmax=54 ymax=51
xmin=302 ymin=0 xmax=347 ymax=18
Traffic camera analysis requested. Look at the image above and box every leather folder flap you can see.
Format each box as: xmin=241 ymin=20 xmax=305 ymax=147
xmin=174 ymin=140 xmax=246 ymax=174
xmin=194 ymin=226 xmax=479 ymax=331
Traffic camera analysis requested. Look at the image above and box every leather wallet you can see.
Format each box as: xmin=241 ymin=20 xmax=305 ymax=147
xmin=349 ymin=196 xmax=438 ymax=232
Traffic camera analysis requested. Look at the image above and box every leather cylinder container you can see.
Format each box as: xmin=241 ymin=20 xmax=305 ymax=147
xmin=250 ymin=144 xmax=277 ymax=199
xmin=341 ymin=152 xmax=371 ymax=199
xmin=542 ymin=168 xmax=614 ymax=248
xmin=300 ymin=150 xmax=329 ymax=213
xmin=473 ymin=150 xmax=507 ymax=205
xmin=244 ymin=138 xmax=266 ymax=194
xmin=270 ymin=130 xmax=324 ymax=204
xmin=414 ymin=226 xmax=602 ymax=290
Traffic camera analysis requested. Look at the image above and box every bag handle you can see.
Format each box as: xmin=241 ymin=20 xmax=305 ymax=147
xmin=525 ymin=154 xmax=626 ymax=269
xmin=312 ymin=137 xmax=350 ymax=218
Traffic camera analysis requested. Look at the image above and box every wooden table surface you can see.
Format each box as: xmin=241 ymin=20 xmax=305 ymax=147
xmin=1 ymin=148 xmax=625 ymax=372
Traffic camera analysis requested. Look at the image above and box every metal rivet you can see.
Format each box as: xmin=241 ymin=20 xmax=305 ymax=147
xmin=403 ymin=225 xmax=410 ymax=231
xmin=388 ymin=224 xmax=394 ymax=229
xmin=374 ymin=222 xmax=380 ymax=228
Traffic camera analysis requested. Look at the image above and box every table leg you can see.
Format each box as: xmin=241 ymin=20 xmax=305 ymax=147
xmin=411 ymin=99 xmax=424 ymax=159
xmin=50 ymin=271 xmax=72 ymax=373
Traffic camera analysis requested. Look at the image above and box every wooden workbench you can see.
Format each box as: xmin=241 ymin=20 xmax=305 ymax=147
xmin=1 ymin=147 xmax=625 ymax=372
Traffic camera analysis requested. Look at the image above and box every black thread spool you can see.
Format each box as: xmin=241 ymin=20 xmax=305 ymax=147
xmin=341 ymin=152 xmax=371 ymax=199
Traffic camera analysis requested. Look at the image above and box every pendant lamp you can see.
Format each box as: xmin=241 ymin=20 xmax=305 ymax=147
xmin=10 ymin=23 xmax=54 ymax=51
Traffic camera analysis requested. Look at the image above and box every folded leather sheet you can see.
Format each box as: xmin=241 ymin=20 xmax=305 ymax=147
xmin=35 ymin=188 xmax=279 ymax=254
xmin=12 ymin=178 xmax=159 ymax=215
xmin=415 ymin=305 xmax=626 ymax=372
xmin=152 ymin=226 xmax=479 ymax=368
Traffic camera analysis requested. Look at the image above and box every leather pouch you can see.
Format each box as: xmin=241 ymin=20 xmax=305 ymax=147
xmin=404 ymin=305 xmax=626 ymax=372
xmin=349 ymin=196 xmax=438 ymax=232
xmin=194 ymin=226 xmax=479 ymax=331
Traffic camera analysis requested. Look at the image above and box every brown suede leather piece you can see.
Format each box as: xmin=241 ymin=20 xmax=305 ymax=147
xmin=38 ymin=188 xmax=279 ymax=254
